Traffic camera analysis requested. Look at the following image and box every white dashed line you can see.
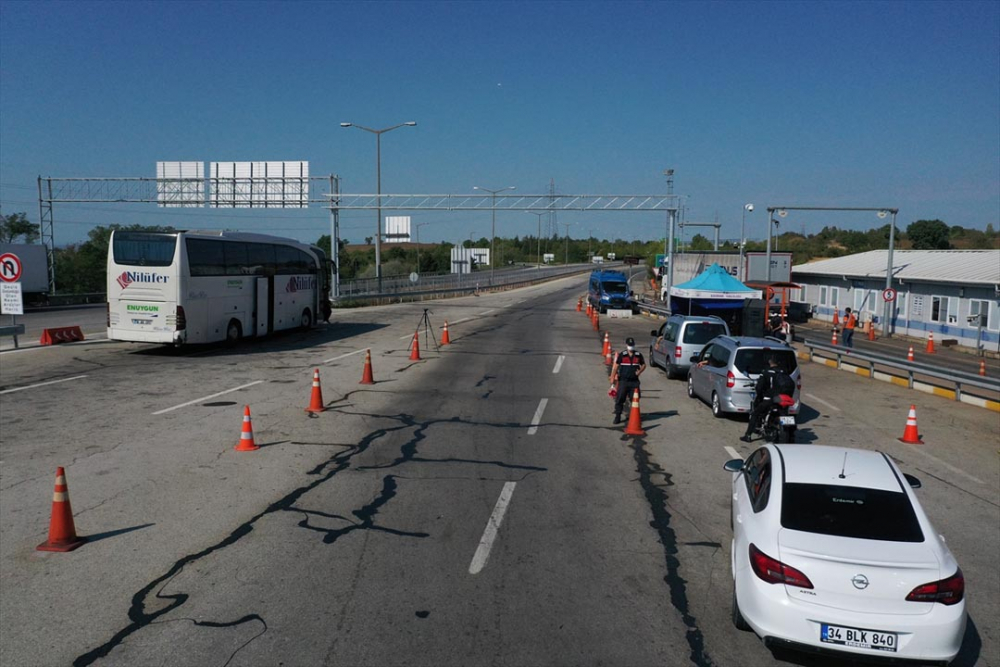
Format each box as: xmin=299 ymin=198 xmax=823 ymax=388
xmin=552 ymin=355 xmax=565 ymax=374
xmin=0 ymin=375 xmax=88 ymax=394
xmin=469 ymin=481 xmax=517 ymax=575
xmin=480 ymin=309 xmax=496 ymax=315
xmin=724 ymin=446 xmax=743 ymax=460
xmin=152 ymin=381 xmax=264 ymax=415
xmin=905 ymin=447 xmax=984 ymax=485
xmin=322 ymin=348 xmax=367 ymax=364
xmin=805 ymin=393 xmax=841 ymax=412
xmin=527 ymin=398 xmax=548 ymax=435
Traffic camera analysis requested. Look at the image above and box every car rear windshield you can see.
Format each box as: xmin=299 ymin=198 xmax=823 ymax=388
xmin=603 ymin=281 xmax=628 ymax=295
xmin=734 ymin=348 xmax=797 ymax=375
xmin=781 ymin=483 xmax=924 ymax=542
xmin=682 ymin=323 xmax=728 ymax=345
xmin=113 ymin=232 xmax=177 ymax=267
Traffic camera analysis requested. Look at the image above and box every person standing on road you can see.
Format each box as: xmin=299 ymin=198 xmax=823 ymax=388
xmin=842 ymin=307 xmax=857 ymax=348
xmin=610 ymin=336 xmax=646 ymax=424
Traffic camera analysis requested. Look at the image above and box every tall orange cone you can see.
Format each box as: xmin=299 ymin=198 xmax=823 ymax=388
xmin=360 ymin=349 xmax=375 ymax=384
xmin=867 ymin=323 xmax=876 ymax=341
xmin=592 ymin=313 xmax=600 ymax=331
xmin=624 ymin=389 xmax=646 ymax=436
xmin=979 ymin=359 xmax=987 ymax=377
xmin=577 ymin=298 xmax=582 ymax=312
xmin=925 ymin=332 xmax=935 ymax=354
xmin=832 ymin=310 xmax=840 ymax=327
xmin=907 ymin=346 xmax=914 ymax=362
xmin=586 ymin=302 xmax=592 ymax=316
xmin=605 ymin=347 xmax=614 ymax=366
xmin=898 ymin=405 xmax=924 ymax=444
xmin=235 ymin=405 xmax=259 ymax=451
xmin=409 ymin=330 xmax=421 ymax=361
xmin=602 ymin=332 xmax=610 ymax=356
xmin=36 ymin=467 xmax=86 ymax=552
xmin=831 ymin=329 xmax=839 ymax=345
xmin=305 ymin=368 xmax=326 ymax=413
xmin=441 ymin=321 xmax=451 ymax=345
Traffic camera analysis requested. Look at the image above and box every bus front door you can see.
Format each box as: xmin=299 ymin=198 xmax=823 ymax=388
xmin=255 ymin=277 xmax=273 ymax=336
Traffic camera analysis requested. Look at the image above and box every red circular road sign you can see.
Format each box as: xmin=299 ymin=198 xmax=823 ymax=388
xmin=0 ymin=253 xmax=23 ymax=282
xmin=882 ymin=288 xmax=897 ymax=302
xmin=765 ymin=286 xmax=776 ymax=302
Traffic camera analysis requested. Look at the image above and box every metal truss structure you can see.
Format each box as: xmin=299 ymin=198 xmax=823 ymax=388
xmin=326 ymin=193 xmax=679 ymax=212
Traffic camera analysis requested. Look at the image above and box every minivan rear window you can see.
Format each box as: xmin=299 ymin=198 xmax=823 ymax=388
xmin=734 ymin=348 xmax=797 ymax=375
xmin=683 ymin=323 xmax=728 ymax=345
xmin=781 ymin=483 xmax=924 ymax=542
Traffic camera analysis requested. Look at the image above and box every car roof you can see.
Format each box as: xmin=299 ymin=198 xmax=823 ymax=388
xmin=717 ymin=336 xmax=792 ymax=349
xmin=774 ymin=445 xmax=903 ymax=492
xmin=669 ymin=314 xmax=725 ymax=322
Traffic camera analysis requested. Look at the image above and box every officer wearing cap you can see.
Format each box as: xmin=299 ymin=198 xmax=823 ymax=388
xmin=610 ymin=336 xmax=646 ymax=424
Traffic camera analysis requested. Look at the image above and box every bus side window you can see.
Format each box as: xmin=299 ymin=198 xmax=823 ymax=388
xmin=274 ymin=246 xmax=298 ymax=275
xmin=247 ymin=244 xmax=275 ymax=276
xmin=225 ymin=242 xmax=250 ymax=276
xmin=187 ymin=239 xmax=225 ymax=276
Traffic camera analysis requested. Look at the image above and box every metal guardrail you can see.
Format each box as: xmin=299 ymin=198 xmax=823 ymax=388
xmin=801 ymin=338 xmax=1000 ymax=402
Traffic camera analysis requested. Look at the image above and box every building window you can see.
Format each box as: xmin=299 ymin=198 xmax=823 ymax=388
xmin=931 ymin=296 xmax=956 ymax=324
xmin=820 ymin=286 xmax=828 ymax=306
xmin=895 ymin=291 xmax=907 ymax=318
xmin=969 ymin=299 xmax=998 ymax=331
xmin=830 ymin=287 xmax=840 ymax=308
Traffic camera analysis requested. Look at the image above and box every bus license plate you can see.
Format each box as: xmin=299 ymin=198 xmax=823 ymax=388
xmin=779 ymin=416 xmax=796 ymax=426
xmin=821 ymin=623 xmax=897 ymax=652
xmin=132 ymin=319 xmax=152 ymax=325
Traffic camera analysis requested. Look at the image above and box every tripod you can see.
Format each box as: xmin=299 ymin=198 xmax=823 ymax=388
xmin=411 ymin=308 xmax=440 ymax=352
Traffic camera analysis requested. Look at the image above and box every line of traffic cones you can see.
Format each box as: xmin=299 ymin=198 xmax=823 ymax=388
xmin=37 ymin=467 xmax=86 ymax=552
xmin=623 ymin=389 xmax=646 ymax=436
xmin=898 ymin=404 xmax=924 ymax=444
xmin=592 ymin=312 xmax=600 ymax=331
xmin=602 ymin=332 xmax=610 ymax=356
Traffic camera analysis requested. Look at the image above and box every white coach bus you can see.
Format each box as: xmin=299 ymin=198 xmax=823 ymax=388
xmin=107 ymin=230 xmax=332 ymax=345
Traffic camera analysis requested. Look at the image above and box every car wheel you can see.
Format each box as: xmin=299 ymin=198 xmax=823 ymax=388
xmin=732 ymin=584 xmax=752 ymax=632
xmin=649 ymin=347 xmax=658 ymax=369
xmin=687 ymin=375 xmax=696 ymax=399
xmin=225 ymin=319 xmax=241 ymax=346
xmin=711 ymin=392 xmax=724 ymax=418
xmin=665 ymin=360 xmax=675 ymax=379
xmin=300 ymin=308 xmax=313 ymax=329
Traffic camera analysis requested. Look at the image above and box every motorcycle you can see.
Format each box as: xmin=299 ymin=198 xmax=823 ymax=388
xmin=746 ymin=384 xmax=797 ymax=443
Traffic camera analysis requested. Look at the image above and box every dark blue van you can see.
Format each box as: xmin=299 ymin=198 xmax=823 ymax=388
xmin=588 ymin=270 xmax=632 ymax=313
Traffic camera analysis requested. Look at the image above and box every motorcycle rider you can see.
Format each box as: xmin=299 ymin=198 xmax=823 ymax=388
xmin=740 ymin=355 xmax=794 ymax=443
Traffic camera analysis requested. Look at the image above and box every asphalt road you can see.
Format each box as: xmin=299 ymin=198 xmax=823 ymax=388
xmin=1 ymin=277 xmax=997 ymax=667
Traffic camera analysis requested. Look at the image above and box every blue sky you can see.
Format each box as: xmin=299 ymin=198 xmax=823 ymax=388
xmin=1 ymin=0 xmax=997 ymax=248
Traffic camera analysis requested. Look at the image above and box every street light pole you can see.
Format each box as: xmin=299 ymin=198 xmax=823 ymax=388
xmin=341 ymin=121 xmax=416 ymax=293
xmin=526 ymin=211 xmax=546 ymax=268
xmin=740 ymin=203 xmax=753 ymax=283
xmin=474 ymin=185 xmax=515 ymax=286
xmin=414 ymin=222 xmax=430 ymax=277
xmin=561 ymin=222 xmax=571 ymax=264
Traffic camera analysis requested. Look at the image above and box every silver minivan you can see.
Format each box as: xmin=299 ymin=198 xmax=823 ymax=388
xmin=687 ymin=336 xmax=801 ymax=417
xmin=649 ymin=315 xmax=730 ymax=379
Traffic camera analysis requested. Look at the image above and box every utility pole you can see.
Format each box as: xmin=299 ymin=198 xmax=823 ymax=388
xmin=561 ymin=222 xmax=571 ymax=264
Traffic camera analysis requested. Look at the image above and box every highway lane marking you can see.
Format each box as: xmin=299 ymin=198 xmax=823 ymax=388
xmin=724 ymin=446 xmax=743 ymax=460
xmin=322 ymin=348 xmax=367 ymax=364
xmin=152 ymin=381 xmax=265 ymax=415
xmin=805 ymin=393 xmax=841 ymax=412
xmin=905 ymin=447 xmax=984 ymax=485
xmin=450 ymin=317 xmax=473 ymax=324
xmin=552 ymin=355 xmax=565 ymax=374
xmin=527 ymin=398 xmax=548 ymax=435
xmin=480 ymin=309 xmax=497 ymax=315
xmin=0 ymin=338 xmax=112 ymax=354
xmin=469 ymin=481 xmax=517 ymax=575
xmin=0 ymin=375 xmax=88 ymax=394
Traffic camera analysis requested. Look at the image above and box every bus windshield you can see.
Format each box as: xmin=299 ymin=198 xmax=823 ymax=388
xmin=113 ymin=232 xmax=177 ymax=267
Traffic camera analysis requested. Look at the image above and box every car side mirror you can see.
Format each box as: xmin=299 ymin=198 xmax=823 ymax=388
xmin=690 ymin=356 xmax=700 ymax=362
xmin=903 ymin=473 xmax=921 ymax=489
xmin=724 ymin=459 xmax=744 ymax=473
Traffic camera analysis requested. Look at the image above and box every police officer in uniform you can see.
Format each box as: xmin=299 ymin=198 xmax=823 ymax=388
xmin=610 ymin=336 xmax=646 ymax=424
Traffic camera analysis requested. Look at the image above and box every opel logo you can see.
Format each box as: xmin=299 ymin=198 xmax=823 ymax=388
xmin=852 ymin=574 xmax=870 ymax=590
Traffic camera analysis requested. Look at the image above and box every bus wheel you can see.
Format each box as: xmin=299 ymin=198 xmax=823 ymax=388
xmin=300 ymin=308 xmax=313 ymax=329
xmin=225 ymin=319 xmax=242 ymax=346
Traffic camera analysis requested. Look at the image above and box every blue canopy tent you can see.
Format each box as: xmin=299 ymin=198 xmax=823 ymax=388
xmin=669 ymin=263 xmax=762 ymax=317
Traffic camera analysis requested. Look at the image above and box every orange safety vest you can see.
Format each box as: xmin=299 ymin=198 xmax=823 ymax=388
xmin=844 ymin=313 xmax=856 ymax=330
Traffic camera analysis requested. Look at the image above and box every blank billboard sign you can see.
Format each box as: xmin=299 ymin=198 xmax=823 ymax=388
xmin=746 ymin=252 xmax=792 ymax=282
xmin=385 ymin=216 xmax=411 ymax=243
xmin=209 ymin=161 xmax=309 ymax=208
xmin=157 ymin=161 xmax=204 ymax=207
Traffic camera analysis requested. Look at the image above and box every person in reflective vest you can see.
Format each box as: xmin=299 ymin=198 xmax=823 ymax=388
xmin=842 ymin=307 xmax=857 ymax=348
xmin=610 ymin=337 xmax=646 ymax=425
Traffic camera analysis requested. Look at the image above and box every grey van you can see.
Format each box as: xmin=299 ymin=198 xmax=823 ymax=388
xmin=686 ymin=335 xmax=801 ymax=418
xmin=649 ymin=314 xmax=730 ymax=379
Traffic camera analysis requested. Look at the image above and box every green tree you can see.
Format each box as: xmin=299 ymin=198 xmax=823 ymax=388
xmin=688 ymin=234 xmax=713 ymax=251
xmin=906 ymin=219 xmax=950 ymax=249
xmin=0 ymin=212 xmax=40 ymax=243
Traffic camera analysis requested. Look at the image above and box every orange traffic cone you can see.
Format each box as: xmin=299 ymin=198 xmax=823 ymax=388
xmin=602 ymin=332 xmax=610 ymax=356
xmin=409 ymin=331 xmax=421 ymax=361
xmin=867 ymin=324 xmax=876 ymax=341
xmin=980 ymin=360 xmax=987 ymax=377
xmin=305 ymin=368 xmax=326 ymax=413
xmin=624 ymin=389 xmax=646 ymax=436
xmin=831 ymin=329 xmax=839 ymax=345
xmin=360 ymin=349 xmax=375 ymax=384
xmin=605 ymin=348 xmax=614 ymax=367
xmin=235 ymin=405 xmax=259 ymax=451
xmin=592 ymin=313 xmax=600 ymax=331
xmin=833 ymin=310 xmax=840 ymax=327
xmin=441 ymin=321 xmax=451 ymax=345
xmin=898 ymin=405 xmax=924 ymax=444
xmin=36 ymin=467 xmax=86 ymax=552
xmin=577 ymin=298 xmax=582 ymax=312
xmin=926 ymin=333 xmax=935 ymax=354
xmin=907 ymin=346 xmax=914 ymax=362
xmin=586 ymin=302 xmax=592 ymax=316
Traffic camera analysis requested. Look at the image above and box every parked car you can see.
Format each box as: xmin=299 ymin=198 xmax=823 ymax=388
xmin=725 ymin=444 xmax=966 ymax=665
xmin=686 ymin=336 xmax=800 ymax=418
xmin=649 ymin=315 xmax=729 ymax=379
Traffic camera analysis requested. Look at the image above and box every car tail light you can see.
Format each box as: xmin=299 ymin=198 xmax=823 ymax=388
xmin=176 ymin=305 xmax=186 ymax=331
xmin=749 ymin=544 xmax=813 ymax=589
xmin=726 ymin=371 xmax=735 ymax=388
xmin=906 ymin=569 xmax=964 ymax=606
xmin=674 ymin=346 xmax=682 ymax=359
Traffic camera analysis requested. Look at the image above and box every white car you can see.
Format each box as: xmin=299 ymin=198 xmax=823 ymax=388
xmin=725 ymin=445 xmax=966 ymax=665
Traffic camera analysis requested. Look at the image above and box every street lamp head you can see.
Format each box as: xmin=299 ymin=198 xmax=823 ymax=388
xmin=340 ymin=122 xmax=352 ymax=127
xmin=744 ymin=203 xmax=754 ymax=212
xmin=404 ymin=121 xmax=417 ymax=126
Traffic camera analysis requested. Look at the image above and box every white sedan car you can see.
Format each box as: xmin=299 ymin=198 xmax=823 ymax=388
xmin=725 ymin=444 xmax=966 ymax=665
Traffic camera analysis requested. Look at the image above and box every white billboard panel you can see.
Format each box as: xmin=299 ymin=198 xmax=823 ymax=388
xmin=385 ymin=216 xmax=411 ymax=243
xmin=209 ymin=161 xmax=309 ymax=208
xmin=157 ymin=161 xmax=204 ymax=207
xmin=450 ymin=247 xmax=490 ymax=274
xmin=745 ymin=252 xmax=792 ymax=282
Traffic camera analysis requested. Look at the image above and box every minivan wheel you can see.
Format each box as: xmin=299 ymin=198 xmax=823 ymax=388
xmin=225 ymin=319 xmax=242 ymax=346
xmin=711 ymin=392 xmax=724 ymax=418
xmin=687 ymin=376 xmax=696 ymax=398
xmin=732 ymin=585 xmax=752 ymax=631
